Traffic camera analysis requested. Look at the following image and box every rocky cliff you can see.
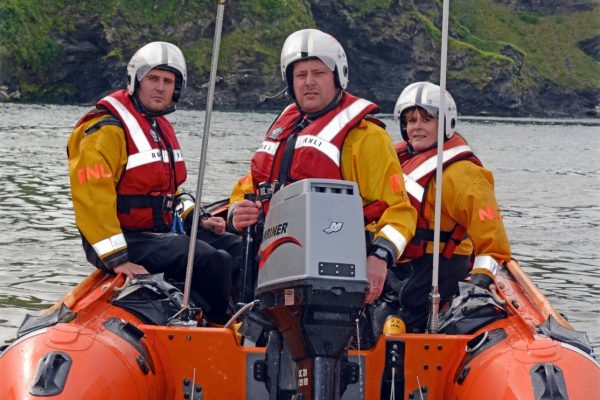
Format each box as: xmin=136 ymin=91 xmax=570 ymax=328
xmin=0 ymin=0 xmax=598 ymax=117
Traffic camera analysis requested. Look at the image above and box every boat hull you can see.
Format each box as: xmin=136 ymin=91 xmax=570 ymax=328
xmin=1 ymin=260 xmax=599 ymax=399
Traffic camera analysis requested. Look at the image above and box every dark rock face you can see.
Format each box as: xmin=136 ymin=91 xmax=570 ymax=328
xmin=0 ymin=1 xmax=598 ymax=118
xmin=579 ymin=35 xmax=600 ymax=62
xmin=242 ymin=0 xmax=599 ymax=117
xmin=54 ymin=16 xmax=122 ymax=104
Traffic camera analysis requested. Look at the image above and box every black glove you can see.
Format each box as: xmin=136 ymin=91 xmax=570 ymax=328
xmin=469 ymin=272 xmax=493 ymax=290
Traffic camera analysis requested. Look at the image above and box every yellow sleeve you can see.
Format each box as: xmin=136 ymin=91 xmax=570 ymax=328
xmin=67 ymin=116 xmax=128 ymax=262
xmin=439 ymin=161 xmax=512 ymax=264
xmin=340 ymin=119 xmax=417 ymax=258
xmin=229 ymin=173 xmax=255 ymax=206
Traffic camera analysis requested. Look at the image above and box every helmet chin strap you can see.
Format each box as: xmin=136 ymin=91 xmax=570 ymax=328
xmin=131 ymin=92 xmax=176 ymax=118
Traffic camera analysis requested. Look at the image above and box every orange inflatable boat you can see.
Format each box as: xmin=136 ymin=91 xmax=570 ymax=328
xmin=1 ymin=179 xmax=598 ymax=399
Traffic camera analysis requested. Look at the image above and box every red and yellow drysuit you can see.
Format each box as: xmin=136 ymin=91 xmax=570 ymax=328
xmin=67 ymin=89 xmax=187 ymax=269
xmin=230 ymin=92 xmax=416 ymax=260
xmin=370 ymin=133 xmax=512 ymax=332
xmin=396 ymin=133 xmax=511 ymax=278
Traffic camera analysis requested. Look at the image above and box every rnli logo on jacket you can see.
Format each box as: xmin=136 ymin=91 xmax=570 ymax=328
xmin=257 ymin=141 xmax=279 ymax=155
xmin=323 ymin=222 xmax=343 ymax=234
xmin=269 ymin=127 xmax=284 ymax=139
xmin=299 ymin=136 xmax=324 ymax=148
xmin=478 ymin=204 xmax=503 ymax=221
xmin=77 ymin=163 xmax=112 ymax=185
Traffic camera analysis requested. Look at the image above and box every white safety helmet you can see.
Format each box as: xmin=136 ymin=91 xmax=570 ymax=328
xmin=393 ymin=81 xmax=458 ymax=141
xmin=126 ymin=41 xmax=187 ymax=103
xmin=280 ymin=29 xmax=348 ymax=98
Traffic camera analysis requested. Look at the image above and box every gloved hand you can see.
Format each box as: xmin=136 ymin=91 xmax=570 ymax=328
xmin=469 ymin=272 xmax=494 ymax=290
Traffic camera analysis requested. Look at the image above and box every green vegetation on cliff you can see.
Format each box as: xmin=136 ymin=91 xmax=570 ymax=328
xmin=0 ymin=0 xmax=314 ymax=101
xmin=0 ymin=0 xmax=598 ymax=115
xmin=0 ymin=0 xmax=69 ymax=100
xmin=452 ymin=0 xmax=599 ymax=89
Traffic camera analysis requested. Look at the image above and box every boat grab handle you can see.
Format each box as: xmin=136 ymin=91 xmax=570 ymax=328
xmin=466 ymin=331 xmax=489 ymax=353
xmin=112 ymin=277 xmax=131 ymax=292
xmin=489 ymin=284 xmax=506 ymax=305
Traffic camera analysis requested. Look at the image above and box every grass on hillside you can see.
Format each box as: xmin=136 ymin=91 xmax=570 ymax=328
xmin=1 ymin=0 xmax=597 ymax=101
xmin=452 ymin=0 xmax=600 ymax=89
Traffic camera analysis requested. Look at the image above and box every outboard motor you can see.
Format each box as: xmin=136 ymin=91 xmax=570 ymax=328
xmin=255 ymin=179 xmax=369 ymax=399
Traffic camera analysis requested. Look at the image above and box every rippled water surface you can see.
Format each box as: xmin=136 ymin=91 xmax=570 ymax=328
xmin=1 ymin=103 xmax=599 ymax=354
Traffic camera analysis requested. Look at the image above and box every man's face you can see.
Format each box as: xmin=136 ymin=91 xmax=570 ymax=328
xmin=137 ymin=69 xmax=176 ymax=112
xmin=292 ymin=59 xmax=337 ymax=113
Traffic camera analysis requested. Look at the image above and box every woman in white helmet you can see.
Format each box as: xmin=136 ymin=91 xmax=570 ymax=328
xmin=373 ymin=82 xmax=512 ymax=333
xmin=229 ymin=29 xmax=417 ymax=304
xmin=67 ymin=42 xmax=241 ymax=324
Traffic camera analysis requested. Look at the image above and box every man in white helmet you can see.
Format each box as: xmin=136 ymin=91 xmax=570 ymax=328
xmin=67 ymin=42 xmax=240 ymax=324
xmin=371 ymin=81 xmax=512 ymax=333
xmin=229 ymin=29 xmax=417 ymax=304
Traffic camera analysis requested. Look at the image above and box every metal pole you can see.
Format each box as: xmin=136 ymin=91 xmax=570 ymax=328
xmin=427 ymin=0 xmax=450 ymax=334
xmin=181 ymin=0 xmax=226 ymax=310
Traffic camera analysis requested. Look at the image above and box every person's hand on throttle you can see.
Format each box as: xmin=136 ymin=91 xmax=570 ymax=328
xmin=232 ymin=199 xmax=261 ymax=231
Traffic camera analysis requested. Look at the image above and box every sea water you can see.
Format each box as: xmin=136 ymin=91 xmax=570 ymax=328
xmin=0 ymin=103 xmax=598 ymax=356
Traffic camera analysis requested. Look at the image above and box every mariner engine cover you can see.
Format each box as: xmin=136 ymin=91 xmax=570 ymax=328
xmin=256 ymin=179 xmax=368 ymax=293
xmin=256 ymin=179 xmax=369 ymax=360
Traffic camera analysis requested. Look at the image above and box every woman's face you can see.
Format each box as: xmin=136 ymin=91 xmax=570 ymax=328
xmin=405 ymin=107 xmax=438 ymax=152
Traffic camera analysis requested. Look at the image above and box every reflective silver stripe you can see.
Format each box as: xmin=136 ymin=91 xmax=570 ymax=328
xmin=172 ymin=149 xmax=184 ymax=163
xmin=409 ymin=145 xmax=472 ymax=181
xmin=295 ymin=135 xmax=340 ymax=166
xmin=404 ymin=174 xmax=425 ymax=201
xmin=102 ymin=96 xmax=152 ymax=152
xmin=126 ymin=148 xmax=185 ymax=170
xmin=473 ymin=255 xmax=499 ymax=276
xmin=158 ymin=148 xmax=183 ymax=163
xmin=126 ymin=149 xmax=163 ymax=170
xmin=256 ymin=141 xmax=280 ymax=156
xmin=92 ymin=233 xmax=127 ymax=257
xmin=318 ymin=99 xmax=375 ymax=142
xmin=294 ymin=99 xmax=375 ymax=166
xmin=381 ymin=225 xmax=408 ymax=254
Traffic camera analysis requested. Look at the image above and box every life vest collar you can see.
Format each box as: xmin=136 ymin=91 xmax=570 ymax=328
xmin=100 ymin=92 xmax=185 ymax=171
xmin=404 ymin=144 xmax=473 ymax=201
xmin=397 ymin=134 xmax=481 ymax=260
xmin=96 ymin=90 xmax=187 ymax=232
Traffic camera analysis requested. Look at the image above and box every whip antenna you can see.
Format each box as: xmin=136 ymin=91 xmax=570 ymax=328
xmin=427 ymin=0 xmax=450 ymax=334
xmin=181 ymin=0 xmax=226 ymax=311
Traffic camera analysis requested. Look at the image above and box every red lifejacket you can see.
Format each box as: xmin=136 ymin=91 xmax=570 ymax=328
xmin=92 ymin=89 xmax=187 ymax=231
xmin=395 ymin=133 xmax=482 ymax=260
xmin=250 ymin=92 xmax=380 ymax=210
